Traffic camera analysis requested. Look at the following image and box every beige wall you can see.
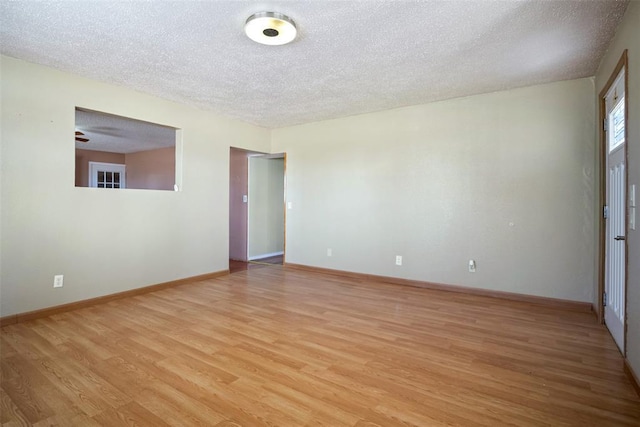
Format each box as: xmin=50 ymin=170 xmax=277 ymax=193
xmin=272 ymin=78 xmax=596 ymax=302
xmin=595 ymin=1 xmax=640 ymax=383
xmin=0 ymin=46 xmax=619 ymax=355
xmin=0 ymin=55 xmax=270 ymax=317
xmin=126 ymin=146 xmax=175 ymax=190
xmin=248 ymin=157 xmax=285 ymax=259
xmin=75 ymin=149 xmax=125 ymax=187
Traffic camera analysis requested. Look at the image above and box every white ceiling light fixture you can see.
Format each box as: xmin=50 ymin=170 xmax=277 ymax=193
xmin=245 ymin=12 xmax=297 ymax=46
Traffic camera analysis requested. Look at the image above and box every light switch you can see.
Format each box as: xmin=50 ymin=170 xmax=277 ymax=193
xmin=242 ymin=195 xmax=248 ymax=203
xmin=287 ymin=202 xmax=292 ymax=209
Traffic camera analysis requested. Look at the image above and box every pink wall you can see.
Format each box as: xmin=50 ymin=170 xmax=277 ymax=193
xmin=229 ymin=148 xmax=251 ymax=261
xmin=125 ymin=147 xmax=175 ymax=191
xmin=75 ymin=147 xmax=174 ymax=190
xmin=75 ymin=149 xmax=125 ymax=187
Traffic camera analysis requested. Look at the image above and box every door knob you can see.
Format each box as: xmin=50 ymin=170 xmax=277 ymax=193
xmin=614 ymin=235 xmax=626 ymax=241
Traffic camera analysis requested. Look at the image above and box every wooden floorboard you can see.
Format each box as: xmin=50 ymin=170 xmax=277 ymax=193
xmin=229 ymin=257 xmax=284 ymax=274
xmin=1 ymin=266 xmax=639 ymax=426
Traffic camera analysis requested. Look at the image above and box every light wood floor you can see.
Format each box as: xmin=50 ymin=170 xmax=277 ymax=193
xmin=229 ymin=255 xmax=284 ymax=274
xmin=2 ymin=267 xmax=639 ymax=426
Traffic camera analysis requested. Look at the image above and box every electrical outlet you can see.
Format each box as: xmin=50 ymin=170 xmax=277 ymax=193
xmin=327 ymin=248 xmax=332 ymax=257
xmin=395 ymin=255 xmax=402 ymax=266
xmin=468 ymin=260 xmax=476 ymax=273
xmin=53 ymin=275 xmax=64 ymax=288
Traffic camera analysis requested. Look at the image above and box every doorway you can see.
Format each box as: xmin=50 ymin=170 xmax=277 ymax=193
xmin=247 ymin=154 xmax=285 ymax=264
xmin=599 ymin=51 xmax=628 ymax=354
xmin=229 ymin=148 xmax=286 ymax=273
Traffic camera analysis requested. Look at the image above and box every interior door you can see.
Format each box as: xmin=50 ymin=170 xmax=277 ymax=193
xmin=604 ymin=69 xmax=626 ymax=353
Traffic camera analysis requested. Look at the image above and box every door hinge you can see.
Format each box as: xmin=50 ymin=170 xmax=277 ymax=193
xmin=603 ymin=205 xmax=609 ymax=219
xmin=603 ymin=118 xmax=608 ymax=132
xmin=603 ymin=292 xmax=607 ymax=307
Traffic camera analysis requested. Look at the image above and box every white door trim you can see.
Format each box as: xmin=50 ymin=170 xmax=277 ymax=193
xmin=88 ymin=161 xmax=126 ymax=189
xmin=598 ymin=50 xmax=628 ymax=355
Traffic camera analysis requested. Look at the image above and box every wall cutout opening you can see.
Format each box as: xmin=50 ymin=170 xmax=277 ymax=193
xmin=75 ymin=108 xmax=180 ymax=191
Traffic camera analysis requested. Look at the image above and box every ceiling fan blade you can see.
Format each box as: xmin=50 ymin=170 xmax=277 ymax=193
xmin=75 ymin=137 xmax=89 ymax=142
xmin=75 ymin=131 xmax=85 ymax=136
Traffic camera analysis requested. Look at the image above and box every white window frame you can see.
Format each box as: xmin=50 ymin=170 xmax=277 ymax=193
xmin=609 ymin=96 xmax=625 ymax=153
xmin=88 ymin=161 xmax=126 ymax=189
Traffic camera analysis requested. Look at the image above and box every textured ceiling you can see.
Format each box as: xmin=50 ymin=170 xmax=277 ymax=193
xmin=0 ymin=1 xmax=629 ymax=129
xmin=75 ymin=109 xmax=176 ymax=154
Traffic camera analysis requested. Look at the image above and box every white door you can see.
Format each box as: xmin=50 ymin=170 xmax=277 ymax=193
xmin=89 ymin=162 xmax=126 ymax=189
xmin=604 ymin=69 xmax=626 ymax=353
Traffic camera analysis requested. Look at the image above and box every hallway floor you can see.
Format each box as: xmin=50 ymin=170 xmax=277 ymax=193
xmin=229 ymin=255 xmax=284 ymax=274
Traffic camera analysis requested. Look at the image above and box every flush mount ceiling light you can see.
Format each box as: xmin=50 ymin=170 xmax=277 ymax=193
xmin=245 ymin=12 xmax=297 ymax=46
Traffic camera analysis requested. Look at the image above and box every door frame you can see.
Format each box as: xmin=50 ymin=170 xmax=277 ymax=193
xmin=246 ymin=152 xmax=287 ymax=263
xmin=229 ymin=146 xmax=287 ymax=265
xmin=597 ymin=50 xmax=628 ymax=353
